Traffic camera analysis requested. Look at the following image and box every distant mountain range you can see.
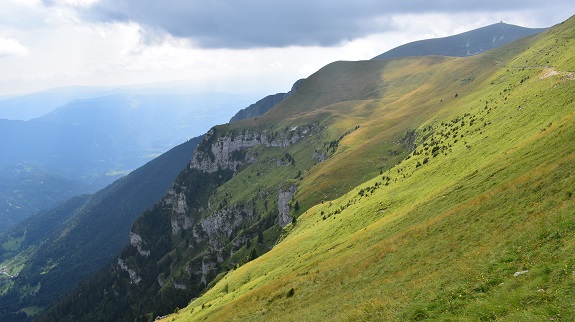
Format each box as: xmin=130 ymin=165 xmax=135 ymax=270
xmin=373 ymin=22 xmax=546 ymax=60
xmin=0 ymin=92 xmax=260 ymax=184
xmin=0 ymin=136 xmax=201 ymax=319
xmin=0 ymin=92 xmax=259 ymax=232
xmin=0 ymin=88 xmax=124 ymax=121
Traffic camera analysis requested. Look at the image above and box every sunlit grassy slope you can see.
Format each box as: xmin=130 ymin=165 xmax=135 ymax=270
xmin=164 ymin=16 xmax=575 ymax=321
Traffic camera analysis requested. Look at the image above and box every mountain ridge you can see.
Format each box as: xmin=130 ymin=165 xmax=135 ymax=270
xmin=373 ymin=21 xmax=546 ymax=60
xmin=229 ymin=79 xmax=304 ymax=123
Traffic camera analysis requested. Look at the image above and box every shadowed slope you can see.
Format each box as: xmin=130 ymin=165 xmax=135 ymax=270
xmin=373 ymin=22 xmax=546 ymax=60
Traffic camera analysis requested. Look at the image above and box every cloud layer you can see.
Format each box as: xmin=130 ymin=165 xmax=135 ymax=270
xmin=0 ymin=38 xmax=29 ymax=58
xmin=81 ymin=0 xmax=548 ymax=49
xmin=2 ymin=0 xmax=575 ymax=96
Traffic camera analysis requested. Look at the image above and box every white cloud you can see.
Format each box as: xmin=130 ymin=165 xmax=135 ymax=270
xmin=270 ymin=61 xmax=284 ymax=68
xmin=0 ymin=38 xmax=30 ymax=58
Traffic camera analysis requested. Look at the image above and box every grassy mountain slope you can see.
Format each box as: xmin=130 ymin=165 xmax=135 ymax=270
xmin=161 ymin=16 xmax=575 ymax=321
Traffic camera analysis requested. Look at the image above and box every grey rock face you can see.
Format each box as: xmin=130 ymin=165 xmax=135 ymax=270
xmin=198 ymin=205 xmax=255 ymax=249
xmin=313 ymin=150 xmax=327 ymax=163
xmin=278 ymin=185 xmax=297 ymax=227
xmin=118 ymin=258 xmax=141 ymax=284
xmin=165 ymin=188 xmax=193 ymax=235
xmin=190 ymin=125 xmax=314 ymax=173
xmin=129 ymin=232 xmax=150 ymax=257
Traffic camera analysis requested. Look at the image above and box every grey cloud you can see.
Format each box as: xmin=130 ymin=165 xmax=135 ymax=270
xmin=82 ymin=0 xmax=548 ymax=48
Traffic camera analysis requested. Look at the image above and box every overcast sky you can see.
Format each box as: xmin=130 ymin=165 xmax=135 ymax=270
xmin=1 ymin=0 xmax=574 ymax=97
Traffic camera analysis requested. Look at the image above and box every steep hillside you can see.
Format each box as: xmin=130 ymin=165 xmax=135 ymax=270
xmin=40 ymin=16 xmax=574 ymax=321
xmin=155 ymin=16 xmax=575 ymax=321
xmin=373 ymin=22 xmax=545 ymax=60
xmin=0 ymin=136 xmax=201 ymax=320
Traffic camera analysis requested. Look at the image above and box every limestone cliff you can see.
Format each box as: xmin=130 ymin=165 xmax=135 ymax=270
xmin=115 ymin=122 xmax=318 ymax=302
xmin=190 ymin=125 xmax=315 ymax=173
xmin=278 ymin=185 xmax=297 ymax=227
xmin=118 ymin=258 xmax=141 ymax=284
xmin=129 ymin=232 xmax=150 ymax=257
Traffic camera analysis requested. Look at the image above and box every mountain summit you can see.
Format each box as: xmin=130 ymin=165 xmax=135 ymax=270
xmin=373 ymin=22 xmax=546 ymax=60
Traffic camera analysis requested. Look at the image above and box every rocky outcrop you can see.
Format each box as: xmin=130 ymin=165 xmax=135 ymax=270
xmin=313 ymin=150 xmax=327 ymax=163
xmin=165 ymin=190 xmax=193 ymax=235
xmin=197 ymin=205 xmax=255 ymax=249
xmin=129 ymin=232 xmax=150 ymax=257
xmin=278 ymin=185 xmax=297 ymax=227
xmin=402 ymin=130 xmax=417 ymax=153
xmin=168 ymin=201 xmax=261 ymax=283
xmin=200 ymin=256 xmax=218 ymax=284
xmin=118 ymin=258 xmax=141 ymax=284
xmin=190 ymin=125 xmax=315 ymax=173
xmin=190 ymin=130 xmax=259 ymax=173
xmin=171 ymin=215 xmax=193 ymax=236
